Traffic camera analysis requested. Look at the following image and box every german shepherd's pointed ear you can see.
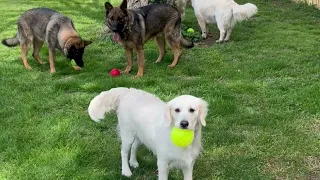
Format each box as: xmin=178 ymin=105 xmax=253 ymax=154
xmin=120 ymin=0 xmax=128 ymax=10
xmin=104 ymin=2 xmax=113 ymax=14
xmin=83 ymin=40 xmax=92 ymax=47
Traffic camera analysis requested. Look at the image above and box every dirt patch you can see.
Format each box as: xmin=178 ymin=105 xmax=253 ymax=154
xmin=272 ymin=0 xmax=281 ymax=6
xmin=195 ymin=37 xmax=215 ymax=47
xmin=305 ymin=156 xmax=320 ymax=180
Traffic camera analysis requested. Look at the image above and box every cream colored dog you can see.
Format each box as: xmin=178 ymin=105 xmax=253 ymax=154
xmin=88 ymin=87 xmax=208 ymax=180
xmin=175 ymin=0 xmax=258 ymax=42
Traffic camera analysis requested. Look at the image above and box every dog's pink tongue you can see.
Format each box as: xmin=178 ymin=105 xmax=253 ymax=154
xmin=113 ymin=32 xmax=119 ymax=42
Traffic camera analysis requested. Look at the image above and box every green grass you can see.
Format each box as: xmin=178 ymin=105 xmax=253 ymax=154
xmin=0 ymin=0 xmax=320 ymax=179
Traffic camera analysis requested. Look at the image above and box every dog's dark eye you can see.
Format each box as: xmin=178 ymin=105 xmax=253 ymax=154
xmin=189 ymin=108 xmax=195 ymax=113
xmin=175 ymin=108 xmax=180 ymax=113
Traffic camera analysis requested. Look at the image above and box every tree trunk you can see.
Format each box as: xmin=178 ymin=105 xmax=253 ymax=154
xmin=167 ymin=0 xmax=174 ymax=5
xmin=127 ymin=0 xmax=148 ymax=9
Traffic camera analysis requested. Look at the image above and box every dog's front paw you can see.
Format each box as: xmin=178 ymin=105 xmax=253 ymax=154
xmin=216 ymin=40 xmax=224 ymax=43
xmin=135 ymin=69 xmax=144 ymax=78
xmin=168 ymin=64 xmax=176 ymax=68
xmin=73 ymin=66 xmax=81 ymax=71
xmin=135 ymin=74 xmax=143 ymax=78
xmin=121 ymin=67 xmax=131 ymax=74
xmin=130 ymin=160 xmax=139 ymax=168
xmin=201 ymin=33 xmax=207 ymax=39
xmin=24 ymin=64 xmax=32 ymax=70
xmin=122 ymin=169 xmax=133 ymax=177
xmin=121 ymin=70 xmax=130 ymax=74
xmin=153 ymin=59 xmax=161 ymax=64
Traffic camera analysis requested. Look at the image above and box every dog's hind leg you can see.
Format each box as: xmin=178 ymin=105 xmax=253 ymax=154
xmin=154 ymin=34 xmax=166 ymax=64
xmin=166 ymin=36 xmax=181 ymax=68
xmin=165 ymin=24 xmax=181 ymax=68
xmin=32 ymin=38 xmax=45 ymax=65
xmin=216 ymin=20 xmax=226 ymax=43
xmin=129 ymin=138 xmax=141 ymax=168
xmin=21 ymin=44 xmax=32 ymax=70
xmin=216 ymin=10 xmax=232 ymax=43
xmin=120 ymin=130 xmax=135 ymax=177
xmin=224 ymin=27 xmax=233 ymax=42
xmin=224 ymin=12 xmax=234 ymax=42
xmin=18 ymin=23 xmax=33 ymax=70
xmin=168 ymin=43 xmax=181 ymax=68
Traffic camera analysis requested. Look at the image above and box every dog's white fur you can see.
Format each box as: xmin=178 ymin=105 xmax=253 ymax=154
xmin=176 ymin=0 xmax=258 ymax=42
xmin=174 ymin=0 xmax=189 ymax=20
xmin=88 ymin=87 xmax=208 ymax=180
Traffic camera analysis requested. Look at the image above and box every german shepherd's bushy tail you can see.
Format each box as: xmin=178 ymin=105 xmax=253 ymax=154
xmin=175 ymin=18 xmax=194 ymax=49
xmin=2 ymin=34 xmax=20 ymax=47
xmin=180 ymin=38 xmax=194 ymax=49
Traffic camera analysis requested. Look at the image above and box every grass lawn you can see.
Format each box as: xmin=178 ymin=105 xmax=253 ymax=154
xmin=0 ymin=0 xmax=319 ymax=179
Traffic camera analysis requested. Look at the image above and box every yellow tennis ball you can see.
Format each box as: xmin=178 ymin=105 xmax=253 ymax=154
xmin=170 ymin=127 xmax=194 ymax=148
xmin=187 ymin=28 xmax=195 ymax=33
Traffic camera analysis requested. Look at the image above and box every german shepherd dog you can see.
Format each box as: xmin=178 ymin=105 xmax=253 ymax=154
xmin=105 ymin=0 xmax=194 ymax=78
xmin=2 ymin=8 xmax=92 ymax=73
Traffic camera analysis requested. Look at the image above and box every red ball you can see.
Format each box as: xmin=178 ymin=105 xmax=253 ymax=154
xmin=110 ymin=68 xmax=120 ymax=77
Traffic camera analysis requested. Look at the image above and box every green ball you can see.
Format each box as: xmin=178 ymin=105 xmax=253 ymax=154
xmin=71 ymin=60 xmax=77 ymax=66
xmin=187 ymin=28 xmax=195 ymax=33
xmin=170 ymin=127 xmax=194 ymax=148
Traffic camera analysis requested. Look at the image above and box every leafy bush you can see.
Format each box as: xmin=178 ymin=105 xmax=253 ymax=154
xmin=181 ymin=25 xmax=203 ymax=42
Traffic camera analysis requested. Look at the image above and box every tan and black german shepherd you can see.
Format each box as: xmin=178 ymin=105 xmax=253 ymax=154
xmin=2 ymin=8 xmax=92 ymax=73
xmin=105 ymin=0 xmax=194 ymax=78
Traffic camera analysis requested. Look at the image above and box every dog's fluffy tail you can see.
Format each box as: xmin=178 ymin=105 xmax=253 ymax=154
xmin=180 ymin=38 xmax=194 ymax=49
xmin=175 ymin=17 xmax=194 ymax=49
xmin=231 ymin=3 xmax=258 ymax=23
xmin=88 ymin=87 xmax=130 ymax=122
xmin=2 ymin=35 xmax=20 ymax=47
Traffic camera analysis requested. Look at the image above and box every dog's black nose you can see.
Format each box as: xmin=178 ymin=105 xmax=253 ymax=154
xmin=180 ymin=120 xmax=189 ymax=128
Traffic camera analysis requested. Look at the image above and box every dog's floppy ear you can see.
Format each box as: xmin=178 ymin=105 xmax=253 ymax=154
xmin=105 ymin=2 xmax=113 ymax=14
xmin=165 ymin=105 xmax=172 ymax=126
xmin=120 ymin=0 xmax=128 ymax=10
xmin=198 ymin=98 xmax=208 ymax=127
xmin=83 ymin=40 xmax=92 ymax=47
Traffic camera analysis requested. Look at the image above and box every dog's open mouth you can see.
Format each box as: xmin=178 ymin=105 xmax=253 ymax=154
xmin=113 ymin=32 xmax=120 ymax=42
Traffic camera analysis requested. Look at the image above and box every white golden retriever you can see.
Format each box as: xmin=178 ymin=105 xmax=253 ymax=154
xmin=88 ymin=87 xmax=208 ymax=180
xmin=175 ymin=0 xmax=258 ymax=42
